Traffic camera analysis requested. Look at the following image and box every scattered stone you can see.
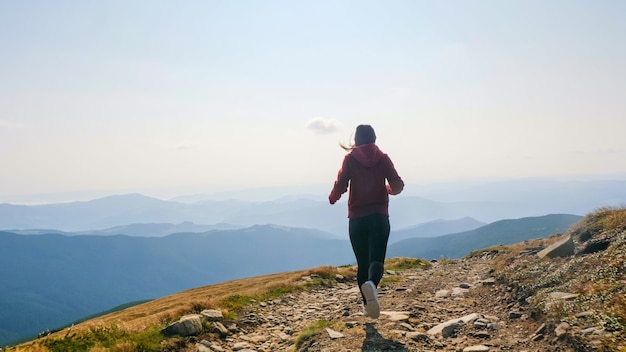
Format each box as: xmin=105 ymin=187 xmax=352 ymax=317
xmin=442 ymin=322 xmax=463 ymax=338
xmin=232 ymin=341 xmax=251 ymax=351
xmin=478 ymin=277 xmax=497 ymax=286
xmin=549 ymin=292 xmax=579 ymax=300
xmin=383 ymin=311 xmax=410 ymax=321
xmin=533 ymin=323 xmax=546 ymax=335
xmin=463 ymin=345 xmax=490 ymax=352
xmin=201 ymin=309 xmax=224 ymax=321
xmin=555 ymin=322 xmax=571 ymax=337
xmin=537 ymin=234 xmax=574 ymax=258
xmin=211 ymin=322 xmax=230 ymax=336
xmin=435 ymin=289 xmax=451 ymax=298
xmin=325 ymin=328 xmax=344 ymax=339
xmin=407 ymin=331 xmax=430 ymax=342
xmin=161 ymin=314 xmax=203 ymax=337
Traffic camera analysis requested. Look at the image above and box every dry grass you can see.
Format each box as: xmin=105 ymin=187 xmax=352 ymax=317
xmin=12 ymin=265 xmax=354 ymax=351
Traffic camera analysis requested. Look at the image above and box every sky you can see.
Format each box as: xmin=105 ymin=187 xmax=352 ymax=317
xmin=1 ymin=1 xmax=625 ymax=203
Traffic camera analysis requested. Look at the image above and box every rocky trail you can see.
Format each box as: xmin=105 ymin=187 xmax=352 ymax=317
xmin=182 ymin=254 xmax=574 ymax=352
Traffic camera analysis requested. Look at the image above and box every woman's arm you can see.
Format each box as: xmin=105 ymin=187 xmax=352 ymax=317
xmin=385 ymin=157 xmax=404 ymax=195
xmin=329 ymin=155 xmax=351 ymax=204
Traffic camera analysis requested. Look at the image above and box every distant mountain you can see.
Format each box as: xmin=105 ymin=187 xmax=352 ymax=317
xmin=3 ymin=178 xmax=625 ymax=235
xmin=390 ymin=217 xmax=486 ymax=244
xmin=0 ymin=193 xmax=585 ymax=237
xmin=387 ymin=214 xmax=583 ymax=260
xmin=0 ymin=225 xmax=352 ymax=345
xmin=8 ymin=222 xmax=243 ymax=237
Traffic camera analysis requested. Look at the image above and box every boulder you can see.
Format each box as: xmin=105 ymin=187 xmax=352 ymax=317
xmin=161 ymin=314 xmax=204 ymax=337
xmin=538 ymin=235 xmax=574 ymax=258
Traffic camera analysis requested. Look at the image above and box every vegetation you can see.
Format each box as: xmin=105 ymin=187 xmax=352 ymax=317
xmin=294 ymin=319 xmax=343 ymax=350
xmin=385 ymin=257 xmax=430 ymax=271
xmin=37 ymin=325 xmax=163 ymax=352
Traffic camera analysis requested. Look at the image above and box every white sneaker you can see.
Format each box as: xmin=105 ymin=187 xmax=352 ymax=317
xmin=361 ymin=281 xmax=380 ymax=318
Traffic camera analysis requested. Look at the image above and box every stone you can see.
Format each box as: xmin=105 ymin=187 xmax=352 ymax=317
xmin=435 ymin=289 xmax=451 ymax=298
xmin=427 ymin=313 xmax=480 ymax=336
xmin=463 ymin=345 xmax=490 ymax=352
xmin=406 ymin=331 xmax=430 ymax=342
xmin=325 ymin=328 xmax=344 ymax=339
xmin=555 ymin=322 xmax=571 ymax=337
xmin=441 ymin=322 xmax=463 ymax=338
xmin=232 ymin=342 xmax=251 ymax=351
xmin=201 ymin=309 xmax=224 ymax=321
xmin=549 ymin=292 xmax=579 ymax=300
xmin=537 ymin=234 xmax=574 ymax=258
xmin=161 ymin=314 xmax=203 ymax=337
xmin=212 ymin=322 xmax=230 ymax=336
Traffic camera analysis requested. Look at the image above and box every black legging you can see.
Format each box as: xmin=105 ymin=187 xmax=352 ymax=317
xmin=349 ymin=213 xmax=390 ymax=304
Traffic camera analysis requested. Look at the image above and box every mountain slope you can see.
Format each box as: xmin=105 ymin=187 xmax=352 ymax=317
xmin=0 ymin=225 xmax=352 ymax=345
xmin=390 ymin=217 xmax=485 ymax=243
xmin=387 ymin=214 xmax=582 ymax=259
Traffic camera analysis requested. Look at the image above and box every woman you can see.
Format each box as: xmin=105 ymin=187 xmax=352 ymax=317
xmin=329 ymin=124 xmax=404 ymax=318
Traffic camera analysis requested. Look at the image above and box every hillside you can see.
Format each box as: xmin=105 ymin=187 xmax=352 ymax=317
xmin=7 ymin=207 xmax=626 ymax=351
xmin=0 ymin=225 xmax=353 ymax=345
xmin=388 ymin=213 xmax=582 ymax=259
xmin=389 ymin=217 xmax=486 ymax=243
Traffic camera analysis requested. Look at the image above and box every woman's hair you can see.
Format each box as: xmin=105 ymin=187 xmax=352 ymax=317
xmin=340 ymin=124 xmax=377 ymax=151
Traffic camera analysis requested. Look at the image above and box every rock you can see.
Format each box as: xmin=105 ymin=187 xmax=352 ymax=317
xmin=533 ymin=323 xmax=547 ymax=335
xmin=549 ymin=292 xmax=579 ymax=300
xmin=441 ymin=322 xmax=463 ymax=338
xmin=555 ymin=322 xmax=571 ymax=337
xmin=477 ymin=277 xmax=497 ymax=286
xmin=435 ymin=289 xmax=451 ymax=298
xmin=325 ymin=328 xmax=344 ymax=339
xmin=463 ymin=345 xmax=490 ymax=352
xmin=201 ymin=309 xmax=224 ymax=321
xmin=211 ymin=322 xmax=230 ymax=336
xmin=196 ymin=343 xmax=212 ymax=352
xmin=537 ymin=234 xmax=574 ymax=258
xmin=161 ymin=314 xmax=204 ymax=337
xmin=382 ymin=311 xmax=410 ymax=321
xmin=428 ymin=313 xmax=480 ymax=336
xmin=508 ymin=312 xmax=523 ymax=319
xmin=407 ymin=331 xmax=430 ymax=342
xmin=452 ymin=287 xmax=469 ymax=297
xmin=232 ymin=342 xmax=251 ymax=351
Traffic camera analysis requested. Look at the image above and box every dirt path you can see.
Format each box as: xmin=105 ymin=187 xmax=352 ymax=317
xmin=196 ymin=255 xmax=575 ymax=352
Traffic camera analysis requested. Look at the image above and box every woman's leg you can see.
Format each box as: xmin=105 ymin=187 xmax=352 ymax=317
xmin=349 ymin=214 xmax=391 ymax=302
xmin=349 ymin=217 xmax=370 ymax=303
xmin=367 ymin=214 xmax=390 ymax=287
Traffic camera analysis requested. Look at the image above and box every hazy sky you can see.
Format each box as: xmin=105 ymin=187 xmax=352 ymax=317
xmin=1 ymin=1 xmax=625 ymax=201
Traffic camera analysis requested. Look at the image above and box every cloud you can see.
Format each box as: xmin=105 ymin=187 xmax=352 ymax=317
xmin=176 ymin=142 xmax=197 ymax=151
xmin=305 ymin=117 xmax=342 ymax=135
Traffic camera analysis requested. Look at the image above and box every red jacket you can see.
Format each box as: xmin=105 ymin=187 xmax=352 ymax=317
xmin=329 ymin=144 xmax=404 ymax=218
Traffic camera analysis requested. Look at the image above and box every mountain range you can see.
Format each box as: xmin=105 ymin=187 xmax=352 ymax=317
xmin=3 ymin=178 xmax=625 ymax=235
xmin=387 ymin=213 xmax=582 ymax=259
